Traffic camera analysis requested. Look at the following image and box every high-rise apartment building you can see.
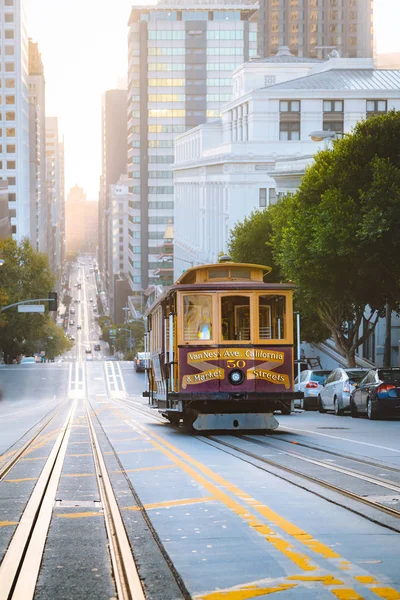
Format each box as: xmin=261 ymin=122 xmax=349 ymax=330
xmin=46 ymin=117 xmax=64 ymax=282
xmin=28 ymin=39 xmax=47 ymax=253
xmin=0 ymin=180 xmax=11 ymax=240
xmin=0 ymin=0 xmax=30 ymax=241
xmin=257 ymin=0 xmax=373 ymax=60
xmin=127 ymin=0 xmax=258 ymax=304
xmin=66 ymin=185 xmax=98 ymax=255
xmin=99 ymin=89 xmax=127 ymax=297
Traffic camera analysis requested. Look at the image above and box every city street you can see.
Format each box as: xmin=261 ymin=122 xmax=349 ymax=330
xmin=0 ymin=257 xmax=399 ymax=599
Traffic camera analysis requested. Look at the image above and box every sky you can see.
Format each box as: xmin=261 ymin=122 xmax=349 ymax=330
xmin=24 ymin=0 xmax=399 ymax=200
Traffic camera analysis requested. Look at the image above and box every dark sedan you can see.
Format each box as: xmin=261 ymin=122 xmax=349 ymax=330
xmin=350 ymin=368 xmax=400 ymax=419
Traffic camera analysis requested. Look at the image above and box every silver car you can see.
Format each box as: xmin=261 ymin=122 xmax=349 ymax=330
xmin=318 ymin=368 xmax=369 ymax=415
xmin=294 ymin=369 xmax=332 ymax=410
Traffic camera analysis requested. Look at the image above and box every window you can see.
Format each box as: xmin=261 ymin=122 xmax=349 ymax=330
xmin=148 ymin=186 xmax=174 ymax=194
xmin=5 ymin=46 xmax=14 ymax=56
xmin=148 ymin=109 xmax=185 ymax=117
xmin=148 ymin=30 xmax=185 ymax=40
xmin=5 ymin=96 xmax=15 ymax=105
xmin=5 ymin=79 xmax=15 ymax=88
xmin=148 ymin=63 xmax=186 ymax=71
xmin=7 ymin=161 xmax=16 ymax=169
xmin=148 ymin=93 xmax=185 ymax=102
xmin=259 ymin=295 xmax=286 ymax=340
xmin=5 ymin=63 xmax=14 ymax=72
xmin=323 ymin=100 xmax=343 ymax=112
xmin=184 ymin=295 xmax=213 ymax=341
xmin=279 ymin=122 xmax=300 ymax=141
xmin=366 ymin=100 xmax=387 ymax=117
xmin=8 ymin=176 xmax=16 ymax=185
xmin=5 ymin=30 xmax=14 ymax=39
xmin=5 ymin=13 xmax=14 ymax=22
xmin=259 ymin=188 xmax=267 ymax=207
xmin=323 ymin=121 xmax=343 ymax=137
xmin=6 ymin=144 xmax=15 ymax=153
xmin=207 ymin=30 xmax=243 ymax=40
xmin=221 ymin=295 xmax=250 ymax=341
xmin=148 ymin=140 xmax=174 ymax=148
xmin=6 ymin=128 xmax=15 ymax=137
xmin=280 ymin=100 xmax=300 ymax=112
xmin=148 ymin=47 xmax=185 ymax=56
xmin=148 ymin=78 xmax=185 ymax=86
xmin=5 ymin=0 xmax=14 ymax=5
xmin=207 ymin=93 xmax=232 ymax=102
xmin=207 ymin=47 xmax=243 ymax=55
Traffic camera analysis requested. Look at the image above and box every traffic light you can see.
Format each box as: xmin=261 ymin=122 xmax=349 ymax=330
xmin=48 ymin=292 xmax=58 ymax=312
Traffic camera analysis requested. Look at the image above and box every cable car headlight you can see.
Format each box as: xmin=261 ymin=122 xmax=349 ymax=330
xmin=229 ymin=369 xmax=245 ymax=386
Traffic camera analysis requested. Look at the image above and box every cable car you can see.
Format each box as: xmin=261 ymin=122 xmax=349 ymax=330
xmin=144 ymin=259 xmax=302 ymax=431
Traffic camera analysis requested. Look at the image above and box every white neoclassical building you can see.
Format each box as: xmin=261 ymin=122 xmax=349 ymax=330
xmin=173 ymin=48 xmax=400 ymax=279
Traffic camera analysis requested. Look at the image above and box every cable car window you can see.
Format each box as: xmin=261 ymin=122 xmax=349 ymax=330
xmin=208 ymin=268 xmax=229 ymax=279
xmin=183 ymin=295 xmax=213 ymax=341
xmin=221 ymin=296 xmax=251 ymax=340
xmin=231 ymin=268 xmax=251 ymax=279
xmin=259 ymin=295 xmax=286 ymax=339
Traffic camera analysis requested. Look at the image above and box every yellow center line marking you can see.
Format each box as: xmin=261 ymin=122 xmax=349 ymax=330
xmin=287 ymin=575 xmax=343 ymax=585
xmin=118 ymin=464 xmax=175 ymax=473
xmin=131 ymin=418 xmax=339 ymax=560
xmin=371 ymin=588 xmax=400 ymax=600
xmin=124 ymin=496 xmax=215 ymax=511
xmin=132 ymin=434 xmax=317 ymax=571
xmin=55 ymin=511 xmax=103 ymax=519
xmin=331 ymin=590 xmax=364 ymax=600
xmin=194 ymin=582 xmax=297 ymax=599
xmin=0 ymin=521 xmax=18 ymax=528
xmin=112 ymin=408 xmax=400 ymax=596
xmin=4 ymin=477 xmax=38 ymax=483
xmin=354 ymin=576 xmax=378 ymax=584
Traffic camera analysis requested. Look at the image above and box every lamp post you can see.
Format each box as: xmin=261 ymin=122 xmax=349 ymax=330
xmin=294 ymin=311 xmax=301 ymax=381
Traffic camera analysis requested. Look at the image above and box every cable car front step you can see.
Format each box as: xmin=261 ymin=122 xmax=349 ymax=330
xmin=192 ymin=412 xmax=279 ymax=431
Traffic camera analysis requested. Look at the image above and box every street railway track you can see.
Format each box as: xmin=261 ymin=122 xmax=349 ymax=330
xmin=0 ymin=397 xmax=148 ymax=600
xmin=0 ymin=402 xmax=65 ymax=481
xmin=113 ymin=396 xmax=400 ymax=532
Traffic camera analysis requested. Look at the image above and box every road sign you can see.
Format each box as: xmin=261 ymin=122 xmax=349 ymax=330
xmin=18 ymin=305 xmax=45 ymax=313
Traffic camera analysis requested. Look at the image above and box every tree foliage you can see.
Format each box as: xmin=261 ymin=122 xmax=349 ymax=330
xmin=271 ymin=111 xmax=400 ymax=365
xmin=228 ymin=209 xmax=282 ymax=282
xmin=0 ymin=238 xmax=71 ymax=361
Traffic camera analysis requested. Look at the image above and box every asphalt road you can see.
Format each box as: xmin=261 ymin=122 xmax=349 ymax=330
xmin=0 ymin=257 xmax=399 ymax=599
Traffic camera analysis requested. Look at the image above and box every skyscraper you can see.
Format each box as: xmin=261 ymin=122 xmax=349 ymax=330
xmin=127 ymin=0 xmax=258 ymax=304
xmin=46 ymin=117 xmax=64 ymax=282
xmin=257 ymin=0 xmax=373 ymax=60
xmin=28 ymin=39 xmax=47 ymax=253
xmin=99 ymin=89 xmax=127 ymax=299
xmin=0 ymin=0 xmax=30 ymax=241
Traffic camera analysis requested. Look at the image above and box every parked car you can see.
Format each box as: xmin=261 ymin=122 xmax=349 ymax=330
xmin=350 ymin=368 xmax=400 ymax=420
xmin=94 ymin=344 xmax=101 ymax=351
xmin=86 ymin=347 xmax=91 ymax=354
xmin=134 ymin=352 xmax=150 ymax=373
xmin=69 ymin=320 xmax=74 ymax=326
xmin=318 ymin=368 xmax=369 ymax=415
xmin=20 ymin=356 xmax=36 ymax=364
xmin=294 ymin=369 xmax=332 ymax=410
xmin=77 ymin=325 xmax=82 ymax=330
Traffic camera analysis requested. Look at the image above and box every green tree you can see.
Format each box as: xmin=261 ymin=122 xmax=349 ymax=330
xmin=228 ymin=208 xmax=282 ymax=282
xmin=0 ymin=238 xmax=59 ymax=361
xmin=272 ymin=111 xmax=400 ymax=366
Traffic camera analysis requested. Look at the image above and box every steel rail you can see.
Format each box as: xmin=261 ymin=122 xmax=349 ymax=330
xmin=0 ymin=403 xmax=65 ymax=482
xmin=240 ymin=435 xmax=400 ymax=493
xmin=0 ymin=400 xmax=76 ymax=600
xmin=202 ymin=435 xmax=400 ymax=525
xmin=85 ymin=401 xmax=146 ymax=600
xmin=255 ymin=433 xmax=400 ymax=475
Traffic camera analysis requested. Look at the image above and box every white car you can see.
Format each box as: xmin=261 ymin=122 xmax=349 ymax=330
xmin=20 ymin=357 xmax=36 ymax=364
xmin=294 ymin=369 xmax=331 ymax=410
